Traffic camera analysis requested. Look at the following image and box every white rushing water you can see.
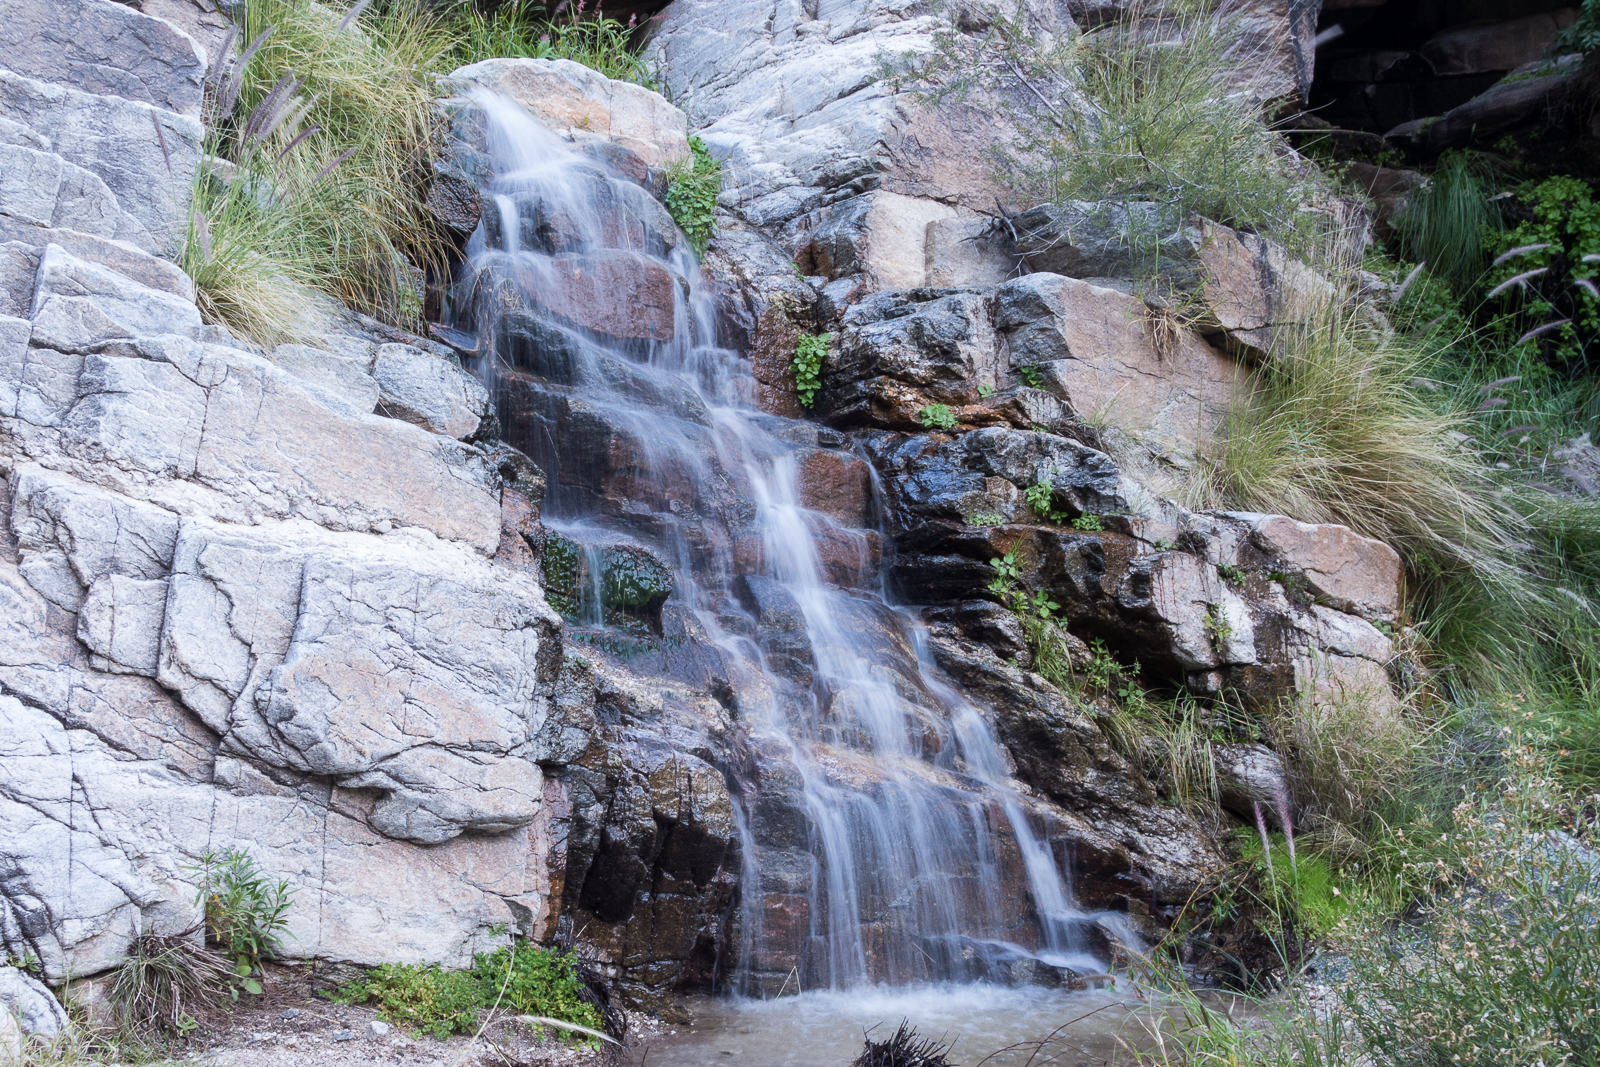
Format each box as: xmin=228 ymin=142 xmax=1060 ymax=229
xmin=455 ymin=92 xmax=1139 ymax=993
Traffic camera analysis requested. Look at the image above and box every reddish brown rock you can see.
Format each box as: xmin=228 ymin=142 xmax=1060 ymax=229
xmin=797 ymin=448 xmax=874 ymax=528
xmin=519 ymin=249 xmax=679 ymax=343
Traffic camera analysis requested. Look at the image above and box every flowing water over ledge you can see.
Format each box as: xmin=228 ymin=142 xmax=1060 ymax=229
xmin=628 ymin=986 xmax=1152 ymax=1067
xmin=453 ymin=91 xmax=1144 ymax=997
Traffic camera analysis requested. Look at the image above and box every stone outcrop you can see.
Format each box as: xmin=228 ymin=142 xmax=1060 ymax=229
xmin=1 ymin=0 xmax=1409 ymax=1024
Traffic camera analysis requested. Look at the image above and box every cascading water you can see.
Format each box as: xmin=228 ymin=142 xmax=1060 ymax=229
xmin=452 ymin=92 xmax=1136 ymax=994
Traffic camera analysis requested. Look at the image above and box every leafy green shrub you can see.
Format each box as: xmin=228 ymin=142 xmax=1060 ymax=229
xmin=664 ymin=135 xmax=721 ymax=256
xmin=1070 ymin=513 xmax=1103 ymax=532
xmin=334 ymin=942 xmax=604 ymax=1044
xmin=918 ymin=403 xmax=959 ymax=431
xmin=791 ymin=333 xmax=830 ymax=409
xmin=451 ymin=7 xmax=656 ymax=87
xmin=189 ymin=848 xmax=293 ymax=989
xmin=1553 ymin=0 xmax=1600 ymax=56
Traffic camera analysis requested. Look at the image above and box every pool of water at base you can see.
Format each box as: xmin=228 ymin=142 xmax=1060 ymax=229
xmin=627 ymin=985 xmax=1161 ymax=1067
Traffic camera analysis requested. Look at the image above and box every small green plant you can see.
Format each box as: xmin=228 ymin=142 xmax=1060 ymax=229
xmin=1025 ymin=478 xmax=1070 ymax=524
xmin=977 ymin=382 xmax=994 ymax=398
xmin=188 ymin=848 xmax=293 ymax=989
xmin=1070 ymin=513 xmax=1103 ymax=531
xmin=1018 ymin=364 xmax=1045 ymax=389
xmin=1202 ymin=602 xmax=1233 ymax=651
xmin=1393 ymin=151 xmax=1504 ymax=289
xmin=791 ymin=332 xmax=830 ymax=409
xmin=1484 ymin=175 xmax=1600 ymax=369
xmin=4 ymin=949 xmax=41 ymax=974
xmin=918 ymin=403 xmax=959 ymax=431
xmin=1217 ymin=562 xmax=1245 ymax=587
xmin=664 ymin=134 xmax=721 ymax=256
xmin=966 ymin=509 xmax=1006 ymax=527
xmin=334 ymin=942 xmax=605 ymax=1044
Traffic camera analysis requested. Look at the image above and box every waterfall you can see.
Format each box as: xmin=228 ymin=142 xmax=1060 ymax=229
xmin=453 ymin=92 xmax=1136 ymax=993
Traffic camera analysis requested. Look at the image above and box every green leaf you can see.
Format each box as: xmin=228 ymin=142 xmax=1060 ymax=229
xmin=243 ymin=978 xmax=263 ymax=995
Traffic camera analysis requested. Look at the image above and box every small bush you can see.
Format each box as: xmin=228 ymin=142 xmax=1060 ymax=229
xmin=334 ymin=942 xmax=605 ymax=1044
xmin=1025 ymin=478 xmax=1070 ymax=523
xmin=791 ymin=333 xmax=829 ymax=409
xmin=918 ymin=403 xmax=959 ymax=431
xmin=664 ymin=135 xmax=721 ymax=256
xmin=189 ymin=847 xmax=293 ymax=983
xmin=1342 ymin=746 xmax=1600 ymax=1067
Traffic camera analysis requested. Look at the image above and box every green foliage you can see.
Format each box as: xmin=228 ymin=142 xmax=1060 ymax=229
xmin=109 ymin=931 xmax=234 ymax=1037
xmin=1018 ymin=364 xmax=1045 ymax=389
xmin=334 ymin=960 xmax=484 ymax=1039
xmin=1070 ymin=513 xmax=1103 ymax=531
xmin=901 ymin=0 xmax=1338 ymax=265
xmin=664 ymin=135 xmax=721 ymax=256
xmin=1025 ymin=478 xmax=1070 ymax=523
xmin=333 ymin=942 xmax=603 ymax=1043
xmin=1392 ymin=150 xmax=1504 ymax=289
xmin=1554 ymin=0 xmax=1600 ymax=56
xmin=1233 ymin=831 xmax=1354 ymax=940
xmin=1484 ymin=176 xmax=1600 ymax=369
xmin=188 ymin=848 xmax=293 ymax=984
xmin=918 ymin=403 xmax=959 ymax=431
xmin=966 ymin=509 xmax=1006 ymax=526
xmin=791 ymin=333 xmax=830 ymax=409
xmin=450 ymin=7 xmax=656 ymax=87
xmin=1217 ymin=562 xmax=1245 ymax=587
xmin=1341 ymin=746 xmax=1600 ymax=1067
xmin=1202 ymin=602 xmax=1232 ymax=650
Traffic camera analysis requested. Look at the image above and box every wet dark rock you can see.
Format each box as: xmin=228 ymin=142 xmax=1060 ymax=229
xmin=825 ymin=289 xmax=1001 ymax=432
xmin=702 ymin=215 xmax=820 ymax=419
xmin=735 ymin=575 xmax=817 ymax=687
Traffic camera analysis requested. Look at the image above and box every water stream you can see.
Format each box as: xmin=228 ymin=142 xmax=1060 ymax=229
xmin=453 ymin=93 xmax=1137 ymax=996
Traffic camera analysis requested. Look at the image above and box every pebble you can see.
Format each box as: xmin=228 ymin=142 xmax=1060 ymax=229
xmin=280 ymin=1008 xmax=300 ymax=1020
xmin=334 ymin=1029 xmax=356 ymax=1042
xmin=368 ymin=1020 xmax=391 ymax=1039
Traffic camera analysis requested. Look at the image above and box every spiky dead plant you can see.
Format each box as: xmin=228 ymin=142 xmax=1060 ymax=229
xmin=108 ymin=929 xmax=233 ymax=1037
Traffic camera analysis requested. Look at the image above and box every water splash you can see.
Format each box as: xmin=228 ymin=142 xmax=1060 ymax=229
xmin=454 ymin=91 xmax=1135 ymax=991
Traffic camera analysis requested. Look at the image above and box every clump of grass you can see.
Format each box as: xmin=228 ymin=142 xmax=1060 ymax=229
xmin=1192 ymin=306 xmax=1522 ymax=579
xmin=1392 ymin=150 xmax=1505 ymax=290
xmin=451 ymin=5 xmax=657 ymax=87
xmin=108 ymin=930 xmax=233 ymax=1037
xmin=900 ymin=0 xmax=1338 ymax=264
xmin=186 ymin=0 xmax=458 ymax=343
xmin=333 ymin=941 xmax=606 ymax=1044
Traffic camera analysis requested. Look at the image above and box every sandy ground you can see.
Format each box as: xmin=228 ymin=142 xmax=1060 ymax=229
xmin=116 ymin=968 xmax=657 ymax=1067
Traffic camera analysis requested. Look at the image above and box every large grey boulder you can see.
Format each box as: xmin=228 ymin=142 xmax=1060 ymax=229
xmin=0 ymin=69 xmax=200 ymax=251
xmin=0 ymin=966 xmax=68 ymax=1044
xmin=27 ymin=243 xmax=202 ymax=351
xmin=0 ymin=0 xmax=208 ymax=116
